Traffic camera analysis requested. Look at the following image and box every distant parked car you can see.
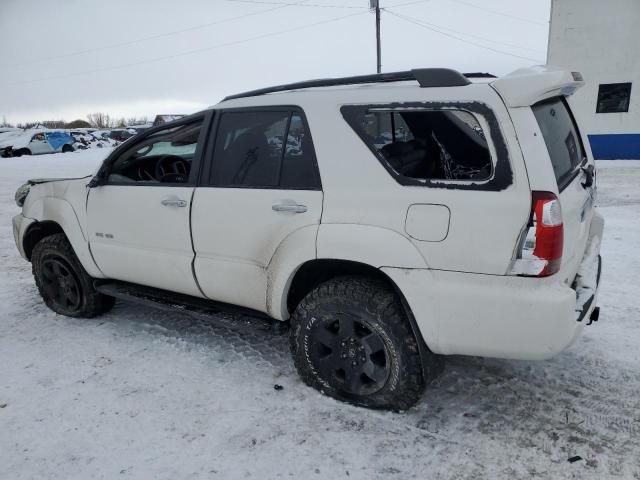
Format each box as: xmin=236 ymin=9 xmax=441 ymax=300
xmin=153 ymin=114 xmax=185 ymax=126
xmin=109 ymin=129 xmax=135 ymax=142
xmin=0 ymin=130 xmax=74 ymax=157
xmin=126 ymin=124 xmax=152 ymax=134
xmin=69 ymin=130 xmax=116 ymax=150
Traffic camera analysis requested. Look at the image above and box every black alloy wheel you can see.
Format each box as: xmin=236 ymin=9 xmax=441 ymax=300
xmin=31 ymin=233 xmax=115 ymax=318
xmin=40 ymin=257 xmax=82 ymax=311
xmin=308 ymin=313 xmax=390 ymax=396
xmin=290 ymin=276 xmax=435 ymax=410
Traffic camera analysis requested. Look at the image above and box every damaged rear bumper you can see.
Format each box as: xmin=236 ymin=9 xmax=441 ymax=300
xmin=572 ymin=210 xmax=605 ymax=324
xmin=574 ymin=254 xmax=602 ymax=324
xmin=382 ymin=212 xmax=605 ymax=361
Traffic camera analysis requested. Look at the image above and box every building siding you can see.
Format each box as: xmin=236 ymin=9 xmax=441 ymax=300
xmin=547 ymin=0 xmax=640 ymax=159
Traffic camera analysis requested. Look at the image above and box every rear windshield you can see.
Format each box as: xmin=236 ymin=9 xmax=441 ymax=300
xmin=532 ymin=97 xmax=586 ymax=189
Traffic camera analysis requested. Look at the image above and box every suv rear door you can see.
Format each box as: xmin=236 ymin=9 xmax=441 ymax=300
xmin=531 ymin=97 xmax=596 ymax=278
xmin=191 ymin=107 xmax=322 ymax=313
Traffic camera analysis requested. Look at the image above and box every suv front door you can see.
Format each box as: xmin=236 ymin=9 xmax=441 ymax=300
xmin=192 ymin=108 xmax=323 ymax=313
xmin=87 ymin=115 xmax=210 ymax=297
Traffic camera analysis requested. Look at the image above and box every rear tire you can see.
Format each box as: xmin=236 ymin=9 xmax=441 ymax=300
xmin=290 ymin=275 xmax=429 ymax=410
xmin=62 ymin=144 xmax=74 ymax=153
xmin=32 ymin=233 xmax=115 ymax=317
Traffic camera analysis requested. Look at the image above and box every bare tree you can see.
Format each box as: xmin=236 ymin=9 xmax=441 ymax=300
xmin=17 ymin=122 xmax=40 ymax=129
xmin=0 ymin=115 xmax=13 ymax=128
xmin=126 ymin=116 xmax=149 ymax=126
xmin=41 ymin=120 xmax=66 ymax=129
xmin=65 ymin=119 xmax=92 ymax=129
xmin=86 ymin=112 xmax=112 ymax=129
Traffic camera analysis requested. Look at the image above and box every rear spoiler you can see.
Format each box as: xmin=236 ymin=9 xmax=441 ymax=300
xmin=490 ymin=66 xmax=585 ymax=107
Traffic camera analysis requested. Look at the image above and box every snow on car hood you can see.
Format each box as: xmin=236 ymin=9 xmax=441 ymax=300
xmin=0 ymin=131 xmax=25 ymax=148
xmin=0 ymin=132 xmax=33 ymax=149
xmin=27 ymin=176 xmax=92 ymax=185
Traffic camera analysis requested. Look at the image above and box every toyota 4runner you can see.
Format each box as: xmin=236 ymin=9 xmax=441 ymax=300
xmin=13 ymin=67 xmax=603 ymax=410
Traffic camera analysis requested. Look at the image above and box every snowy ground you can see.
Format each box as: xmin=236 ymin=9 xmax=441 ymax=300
xmin=1 ymin=150 xmax=639 ymax=479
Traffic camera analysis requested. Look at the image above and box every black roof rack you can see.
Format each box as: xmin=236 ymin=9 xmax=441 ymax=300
xmin=464 ymin=72 xmax=497 ymax=79
xmin=223 ymin=68 xmax=494 ymax=101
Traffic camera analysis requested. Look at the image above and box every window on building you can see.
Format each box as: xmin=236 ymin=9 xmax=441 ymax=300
xmin=343 ymin=108 xmax=492 ymax=182
xmin=596 ymin=83 xmax=632 ymax=113
xmin=211 ymin=110 xmax=320 ymax=189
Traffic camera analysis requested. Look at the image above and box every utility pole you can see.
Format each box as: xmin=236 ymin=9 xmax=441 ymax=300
xmin=370 ymin=0 xmax=381 ymax=73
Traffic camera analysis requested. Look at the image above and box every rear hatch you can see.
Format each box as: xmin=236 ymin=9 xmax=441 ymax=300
xmin=531 ymin=97 xmax=596 ymax=281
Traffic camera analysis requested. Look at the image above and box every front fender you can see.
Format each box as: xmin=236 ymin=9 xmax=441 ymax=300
xmin=23 ymin=197 xmax=105 ymax=278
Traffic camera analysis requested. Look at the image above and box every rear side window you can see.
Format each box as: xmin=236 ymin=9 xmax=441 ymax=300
xmin=532 ymin=97 xmax=586 ymax=189
xmin=210 ymin=110 xmax=320 ymax=189
xmin=343 ymin=108 xmax=493 ymax=182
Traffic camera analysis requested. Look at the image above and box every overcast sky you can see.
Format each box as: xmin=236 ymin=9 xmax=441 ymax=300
xmin=0 ymin=0 xmax=550 ymax=124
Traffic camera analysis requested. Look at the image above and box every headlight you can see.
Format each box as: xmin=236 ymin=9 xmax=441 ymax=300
xmin=15 ymin=183 xmax=31 ymax=207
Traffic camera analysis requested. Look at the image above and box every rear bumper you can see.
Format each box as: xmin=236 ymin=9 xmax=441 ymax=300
xmin=574 ymin=255 xmax=602 ymax=323
xmin=382 ymin=211 xmax=605 ymax=361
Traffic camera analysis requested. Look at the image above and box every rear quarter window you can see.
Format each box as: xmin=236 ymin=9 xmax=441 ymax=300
xmin=343 ymin=107 xmax=493 ymax=182
xmin=532 ymin=97 xmax=586 ymax=190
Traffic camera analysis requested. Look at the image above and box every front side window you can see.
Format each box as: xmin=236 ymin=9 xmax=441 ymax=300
xmin=343 ymin=107 xmax=493 ymax=182
xmin=596 ymin=83 xmax=632 ymax=113
xmin=210 ymin=110 xmax=320 ymax=189
xmin=107 ymin=120 xmax=203 ymax=184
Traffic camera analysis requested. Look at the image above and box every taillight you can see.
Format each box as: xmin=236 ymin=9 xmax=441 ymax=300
xmin=508 ymin=191 xmax=564 ymax=277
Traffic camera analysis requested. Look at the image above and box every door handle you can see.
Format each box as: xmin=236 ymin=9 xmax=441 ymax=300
xmin=272 ymin=202 xmax=307 ymax=214
xmin=161 ymin=198 xmax=187 ymax=207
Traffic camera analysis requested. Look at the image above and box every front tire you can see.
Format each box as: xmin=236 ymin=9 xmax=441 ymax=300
xmin=32 ymin=233 xmax=115 ymax=317
xmin=61 ymin=144 xmax=74 ymax=153
xmin=13 ymin=148 xmax=31 ymax=157
xmin=290 ymin=276 xmax=427 ymax=410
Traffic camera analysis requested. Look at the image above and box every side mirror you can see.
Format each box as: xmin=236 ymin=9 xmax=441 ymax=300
xmin=88 ymin=176 xmax=105 ymax=188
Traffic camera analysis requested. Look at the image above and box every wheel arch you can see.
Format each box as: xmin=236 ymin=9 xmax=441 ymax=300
xmin=285 ymin=258 xmax=438 ymax=377
xmin=23 ymin=220 xmax=64 ymax=260
xmin=16 ymin=148 xmax=32 ymax=156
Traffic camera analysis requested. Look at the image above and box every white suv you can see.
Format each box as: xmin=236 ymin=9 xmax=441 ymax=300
xmin=13 ymin=67 xmax=603 ymax=410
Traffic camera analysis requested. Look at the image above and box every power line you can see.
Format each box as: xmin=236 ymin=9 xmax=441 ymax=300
xmin=226 ymin=0 xmax=366 ymax=9
xmin=8 ymin=0 xmax=311 ymax=68
xmin=384 ymin=6 xmax=545 ymax=54
xmin=385 ymin=10 xmax=543 ymax=62
xmin=386 ymin=0 xmax=433 ymax=8
xmin=226 ymin=0 xmax=433 ymax=7
xmin=447 ymin=0 xmax=547 ymax=27
xmin=3 ymin=10 xmax=367 ymax=87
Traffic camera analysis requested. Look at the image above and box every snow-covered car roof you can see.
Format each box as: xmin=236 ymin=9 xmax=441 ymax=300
xmin=0 ymin=130 xmax=24 ymax=148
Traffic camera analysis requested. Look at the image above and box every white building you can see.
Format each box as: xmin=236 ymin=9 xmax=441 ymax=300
xmin=547 ymin=0 xmax=639 ymax=159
